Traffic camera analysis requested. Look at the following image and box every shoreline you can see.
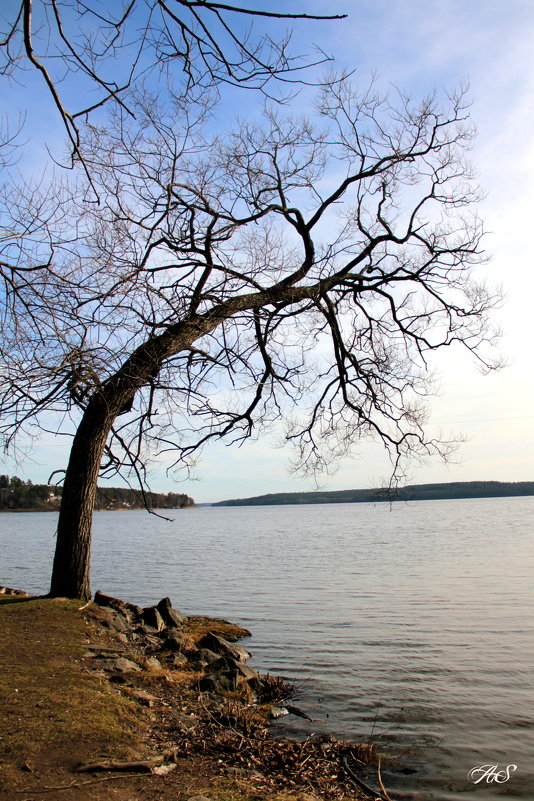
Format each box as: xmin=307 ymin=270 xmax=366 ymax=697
xmin=0 ymin=507 xmax=195 ymax=514
xmin=0 ymin=588 xmax=387 ymax=801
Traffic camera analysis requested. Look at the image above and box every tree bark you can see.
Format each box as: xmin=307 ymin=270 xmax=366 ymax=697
xmin=49 ymin=401 xmax=113 ymax=600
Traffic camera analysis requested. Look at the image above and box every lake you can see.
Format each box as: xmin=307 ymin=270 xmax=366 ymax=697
xmin=1 ymin=497 xmax=533 ymax=800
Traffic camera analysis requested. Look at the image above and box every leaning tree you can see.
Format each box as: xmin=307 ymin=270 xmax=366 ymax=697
xmin=0 ymin=79 xmax=500 ymax=599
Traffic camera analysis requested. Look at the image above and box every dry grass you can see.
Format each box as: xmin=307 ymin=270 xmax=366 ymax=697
xmin=0 ymin=597 xmax=146 ymax=790
xmin=184 ymin=615 xmax=251 ymax=643
xmin=0 ymin=596 xmax=371 ymax=801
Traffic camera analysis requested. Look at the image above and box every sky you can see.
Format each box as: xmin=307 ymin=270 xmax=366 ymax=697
xmin=1 ymin=0 xmax=533 ymax=503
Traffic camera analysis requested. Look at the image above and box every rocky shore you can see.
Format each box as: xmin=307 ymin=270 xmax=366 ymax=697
xmin=0 ymin=587 xmax=391 ymax=801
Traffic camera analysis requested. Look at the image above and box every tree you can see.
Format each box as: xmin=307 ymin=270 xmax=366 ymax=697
xmin=0 ymin=77 xmax=500 ymax=599
xmin=1 ymin=0 xmax=345 ymax=189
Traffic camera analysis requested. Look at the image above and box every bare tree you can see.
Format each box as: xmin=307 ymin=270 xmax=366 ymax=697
xmin=0 ymin=79 xmax=500 ymax=599
xmin=1 ymin=0 xmax=345 ymax=185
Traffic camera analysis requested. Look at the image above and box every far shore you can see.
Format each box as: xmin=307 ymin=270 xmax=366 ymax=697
xmin=0 ymin=505 xmax=196 ymax=514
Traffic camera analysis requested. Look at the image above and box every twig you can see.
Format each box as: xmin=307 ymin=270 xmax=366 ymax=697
xmin=377 ymin=756 xmax=393 ymax=801
xmin=14 ymin=773 xmax=151 ymax=793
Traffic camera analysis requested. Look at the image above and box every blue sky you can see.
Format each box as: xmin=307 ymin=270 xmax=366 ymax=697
xmin=1 ymin=0 xmax=533 ymax=502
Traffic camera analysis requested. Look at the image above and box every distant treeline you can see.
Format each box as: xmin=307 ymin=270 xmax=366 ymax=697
xmin=213 ymin=481 xmax=534 ymax=507
xmin=0 ymin=475 xmax=194 ymax=511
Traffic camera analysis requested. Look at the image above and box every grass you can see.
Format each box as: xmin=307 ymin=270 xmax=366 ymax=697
xmin=0 ymin=597 xmax=368 ymax=801
xmin=0 ymin=597 xmax=145 ymax=789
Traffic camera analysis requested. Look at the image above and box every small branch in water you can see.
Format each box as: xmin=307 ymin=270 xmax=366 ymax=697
xmin=341 ymin=751 xmax=390 ymax=801
xmin=378 ymin=756 xmax=394 ymax=801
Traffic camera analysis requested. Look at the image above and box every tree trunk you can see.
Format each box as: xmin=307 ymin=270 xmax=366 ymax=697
xmin=49 ymin=402 xmax=113 ymax=600
xmin=47 ymin=294 xmax=315 ymax=600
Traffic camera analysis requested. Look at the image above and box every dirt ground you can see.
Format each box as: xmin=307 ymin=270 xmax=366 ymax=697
xmin=0 ymin=593 xmax=378 ymax=801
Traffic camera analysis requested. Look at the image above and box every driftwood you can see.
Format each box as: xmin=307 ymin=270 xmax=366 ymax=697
xmin=75 ymin=756 xmax=164 ymax=773
xmin=285 ymin=703 xmax=313 ymax=721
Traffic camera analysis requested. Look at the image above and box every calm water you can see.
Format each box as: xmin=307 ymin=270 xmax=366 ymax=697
xmin=1 ymin=497 xmax=533 ymax=800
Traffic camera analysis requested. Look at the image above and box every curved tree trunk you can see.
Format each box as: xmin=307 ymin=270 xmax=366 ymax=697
xmin=49 ymin=402 xmax=113 ymax=600
xmin=47 ymin=287 xmax=319 ymax=600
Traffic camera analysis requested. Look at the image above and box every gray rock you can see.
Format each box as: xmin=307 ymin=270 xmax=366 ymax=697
xmin=164 ymin=626 xmax=182 ymax=638
xmin=142 ymin=633 xmax=163 ymax=648
xmin=111 ymin=657 xmax=142 ymax=673
xmin=145 ymin=656 xmax=162 ymax=671
xmin=140 ymin=607 xmax=165 ymax=631
xmin=156 ymin=597 xmax=186 ymax=627
xmin=124 ymin=602 xmax=144 ymax=617
xmin=163 ymin=635 xmax=183 ymax=652
xmin=235 ymin=662 xmax=259 ymax=682
xmin=198 ymin=669 xmax=239 ymax=693
xmin=197 ymin=632 xmax=251 ymax=663
xmin=195 ymin=648 xmax=222 ymax=666
xmin=96 ymin=607 xmax=130 ymax=633
xmin=107 ymin=611 xmax=130 ymax=633
xmin=206 ymin=655 xmax=232 ymax=671
xmin=90 ymin=656 xmax=141 ymax=673
xmin=166 ymin=653 xmax=188 ymax=667
xmin=208 ymin=656 xmax=257 ymax=681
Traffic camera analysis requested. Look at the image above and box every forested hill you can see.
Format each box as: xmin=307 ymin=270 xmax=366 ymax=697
xmin=0 ymin=475 xmax=194 ymax=511
xmin=213 ymin=481 xmax=534 ymax=507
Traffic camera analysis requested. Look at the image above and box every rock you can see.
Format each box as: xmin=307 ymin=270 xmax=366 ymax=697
xmin=245 ymin=675 xmax=263 ymax=692
xmin=209 ymin=656 xmax=258 ymax=682
xmin=164 ymin=625 xmax=182 ymax=638
xmin=198 ymin=669 xmax=239 ymax=693
xmin=142 ymin=633 xmax=163 ymax=648
xmin=124 ymin=602 xmax=144 ymax=617
xmin=156 ymin=597 xmax=186 ymax=627
xmin=0 ymin=586 xmax=29 ymax=597
xmin=197 ymin=632 xmax=251 ymax=663
xmin=83 ymin=648 xmax=123 ymax=660
xmin=140 ymin=607 xmax=165 ymax=631
xmin=110 ymin=657 xmax=142 ymax=673
xmin=94 ymin=607 xmax=130 ymax=633
xmin=162 ymin=635 xmax=183 ymax=652
xmin=145 ymin=656 xmax=162 ymax=671
xmin=235 ymin=662 xmax=259 ymax=682
xmin=195 ymin=648 xmax=222 ymax=666
xmin=165 ymin=653 xmax=188 ymax=667
xmin=94 ymin=591 xmax=126 ymax=610
xmin=123 ymin=688 xmax=159 ymax=707
xmin=108 ymin=611 xmax=130 ymax=633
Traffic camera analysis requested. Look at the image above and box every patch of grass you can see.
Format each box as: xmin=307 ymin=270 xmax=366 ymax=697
xmin=184 ymin=616 xmax=251 ymax=643
xmin=206 ymin=780 xmax=323 ymax=801
xmin=0 ymin=598 xmax=146 ymax=787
